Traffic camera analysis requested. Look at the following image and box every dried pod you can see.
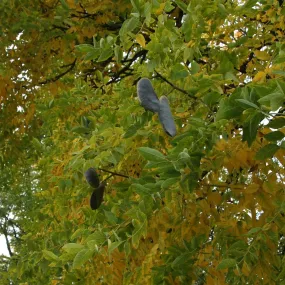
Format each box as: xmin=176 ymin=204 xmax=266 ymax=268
xmin=137 ymin=78 xmax=160 ymax=112
xmin=90 ymin=183 xmax=105 ymax=210
xmin=84 ymin=168 xmax=100 ymax=188
xmin=158 ymin=96 xmax=176 ymax=137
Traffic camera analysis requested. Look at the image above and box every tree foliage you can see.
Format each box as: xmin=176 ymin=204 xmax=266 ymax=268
xmin=1 ymin=0 xmax=285 ymax=284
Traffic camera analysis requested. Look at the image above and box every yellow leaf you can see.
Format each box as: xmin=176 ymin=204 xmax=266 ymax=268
xmin=242 ymin=261 xmax=251 ymax=276
xmin=136 ymin=34 xmax=146 ymax=48
xmin=155 ymin=3 xmax=165 ymax=15
xmin=208 ymin=192 xmax=222 ymax=204
xmin=253 ymin=71 xmax=266 ymax=83
xmin=255 ymin=50 xmax=270 ymax=61
xmin=262 ymin=181 xmax=277 ymax=194
xmin=235 ymin=149 xmax=248 ymax=167
xmin=246 ymin=183 xmax=260 ymax=194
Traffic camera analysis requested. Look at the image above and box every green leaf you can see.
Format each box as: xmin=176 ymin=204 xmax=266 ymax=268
xmin=203 ymin=92 xmax=221 ymax=107
xmin=217 ymin=258 xmax=237 ymax=270
xmin=124 ymin=241 xmax=131 ymax=257
xmin=84 ymin=48 xmax=101 ymax=61
xmin=108 ymin=240 xmax=124 ymax=254
xmin=188 ymin=171 xmax=199 ymax=192
xmin=258 ymin=91 xmax=285 ymax=110
xmin=60 ymin=0 xmax=69 ymax=10
xmin=190 ymin=61 xmax=200 ymax=74
xmin=161 ymin=177 xmax=179 ymax=189
xmin=85 ymin=232 xmax=106 ymax=244
xmin=242 ymin=112 xmax=264 ymax=146
xmin=114 ymin=45 xmax=123 ymax=63
xmin=242 ymin=0 xmax=258 ymax=9
xmin=71 ymin=229 xmax=89 ymax=240
xmin=42 ymin=250 xmax=59 ymax=261
xmin=170 ymin=63 xmax=188 ymax=80
xmin=235 ymin=99 xmax=259 ymax=110
xmin=276 ymin=80 xmax=285 ymax=95
xmin=267 ymin=118 xmax=285 ymax=129
xmin=172 ymin=253 xmax=192 ymax=268
xmin=132 ymin=212 xmax=147 ymax=249
xmin=32 ymin=137 xmax=43 ymax=152
xmin=75 ymin=44 xmax=95 ymax=53
xmin=246 ymin=227 xmax=261 ymax=235
xmin=104 ymin=210 xmax=118 ymax=225
xmin=229 ymin=240 xmax=248 ymax=251
xmin=144 ymin=160 xmax=174 ymax=171
xmin=71 ymin=126 xmax=89 ymax=134
xmin=272 ymin=70 xmax=285 ymax=77
xmin=132 ymin=183 xmax=152 ymax=195
xmin=124 ymin=17 xmax=140 ymax=33
xmin=97 ymin=47 xmax=113 ymax=62
xmin=175 ymin=0 xmax=188 ymax=12
xmin=138 ymin=147 xmax=166 ymax=162
xmin=131 ymin=0 xmax=142 ymax=13
xmin=73 ymin=249 xmax=94 ymax=269
xmin=123 ymin=123 xmax=140 ymax=138
xmin=255 ymin=144 xmax=280 ymax=160
xmin=216 ymin=98 xmax=243 ymax=120
xmin=273 ymin=53 xmax=285 ymax=64
xmin=62 ymin=243 xmax=84 ymax=254
xmin=264 ymin=131 xmax=285 ymax=141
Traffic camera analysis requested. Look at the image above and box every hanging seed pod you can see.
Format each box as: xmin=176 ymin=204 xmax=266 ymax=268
xmin=158 ymin=96 xmax=176 ymax=137
xmin=137 ymin=78 xmax=160 ymax=112
xmin=84 ymin=168 xmax=100 ymax=188
xmin=90 ymin=183 xmax=106 ymax=210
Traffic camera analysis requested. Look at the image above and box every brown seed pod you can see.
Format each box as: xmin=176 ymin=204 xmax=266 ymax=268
xmin=158 ymin=96 xmax=176 ymax=137
xmin=90 ymin=183 xmax=106 ymax=210
xmin=137 ymin=78 xmax=160 ymax=112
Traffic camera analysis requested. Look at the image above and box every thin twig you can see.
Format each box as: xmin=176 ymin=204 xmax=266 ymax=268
xmin=98 ymin=168 xmax=129 ymax=178
xmin=102 ymin=174 xmax=113 ymax=183
xmin=39 ymin=59 xmax=77 ymax=85
xmin=201 ymin=183 xmax=245 ymax=189
xmin=154 ymin=70 xmax=196 ymax=99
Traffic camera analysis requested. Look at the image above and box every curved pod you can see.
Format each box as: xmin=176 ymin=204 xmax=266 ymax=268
xmin=137 ymin=78 xmax=160 ymax=112
xmin=90 ymin=183 xmax=105 ymax=210
xmin=158 ymin=96 xmax=176 ymax=137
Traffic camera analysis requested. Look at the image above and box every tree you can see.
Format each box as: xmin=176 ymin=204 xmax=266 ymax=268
xmin=0 ymin=0 xmax=285 ymax=284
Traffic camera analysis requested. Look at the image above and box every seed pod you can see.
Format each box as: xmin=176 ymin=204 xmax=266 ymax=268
xmin=137 ymin=78 xmax=160 ymax=112
xmin=84 ymin=168 xmax=100 ymax=188
xmin=158 ymin=96 xmax=176 ymax=137
xmin=90 ymin=183 xmax=105 ymax=210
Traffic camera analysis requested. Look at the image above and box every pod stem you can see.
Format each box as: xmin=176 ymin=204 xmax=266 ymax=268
xmin=102 ymin=175 xmax=113 ymax=183
xmin=98 ymin=168 xmax=129 ymax=178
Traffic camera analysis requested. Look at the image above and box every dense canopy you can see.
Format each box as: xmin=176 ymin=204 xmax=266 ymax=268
xmin=0 ymin=0 xmax=285 ymax=284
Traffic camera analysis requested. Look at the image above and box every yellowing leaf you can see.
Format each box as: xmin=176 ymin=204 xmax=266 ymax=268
xmin=246 ymin=183 xmax=260 ymax=194
xmin=155 ymin=3 xmax=165 ymax=15
xmin=253 ymin=71 xmax=266 ymax=83
xmin=136 ymin=34 xmax=146 ymax=48
xmin=236 ymin=149 xmax=248 ymax=167
xmin=242 ymin=261 xmax=251 ymax=276
xmin=255 ymin=50 xmax=270 ymax=61
xmin=208 ymin=192 xmax=222 ymax=204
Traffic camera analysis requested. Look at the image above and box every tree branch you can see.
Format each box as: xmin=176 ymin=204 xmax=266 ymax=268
xmin=39 ymin=59 xmax=77 ymax=85
xmin=107 ymin=50 xmax=147 ymax=85
xmin=0 ymin=220 xmax=13 ymax=257
xmin=154 ymin=70 xmax=197 ymax=99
